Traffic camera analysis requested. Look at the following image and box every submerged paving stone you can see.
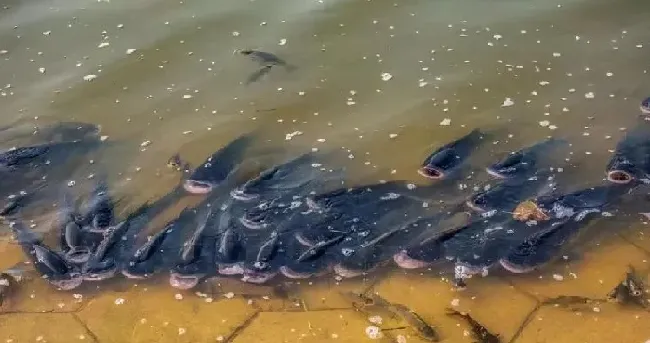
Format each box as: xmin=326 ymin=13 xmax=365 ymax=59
xmin=618 ymin=221 xmax=650 ymax=254
xmin=373 ymin=270 xmax=536 ymax=342
xmin=506 ymin=234 xmax=650 ymax=300
xmin=1 ymin=271 xmax=86 ymax=313
xmin=77 ymin=287 xmax=257 ymax=343
xmin=517 ymin=303 xmax=650 ymax=343
xmin=231 ymin=310 xmax=381 ymax=343
xmin=0 ymin=313 xmax=88 ymax=343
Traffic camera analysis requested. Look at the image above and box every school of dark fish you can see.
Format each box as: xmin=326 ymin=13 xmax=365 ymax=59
xmin=3 ymin=107 xmax=650 ymax=291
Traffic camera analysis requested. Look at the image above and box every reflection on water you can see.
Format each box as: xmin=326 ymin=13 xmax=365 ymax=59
xmin=2 ymin=0 xmax=650 ymax=341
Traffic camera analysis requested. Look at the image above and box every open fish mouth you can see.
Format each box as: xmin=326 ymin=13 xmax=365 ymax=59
xmin=239 ymin=216 xmax=266 ymax=230
xmin=392 ymin=250 xmax=431 ymax=269
xmin=218 ymin=263 xmax=245 ymax=275
xmin=241 ymin=270 xmax=277 ymax=284
xmin=607 ymin=170 xmax=633 ymax=184
xmin=83 ymin=268 xmax=117 ymax=281
xmin=294 ymin=232 xmax=316 ymax=247
xmin=230 ymin=188 xmax=259 ymax=201
xmin=183 ymin=180 xmax=214 ymax=194
xmin=417 ymin=166 xmax=446 ymax=180
xmin=499 ymin=258 xmax=536 ymax=274
xmin=121 ymin=269 xmax=150 ymax=279
xmin=485 ymin=167 xmax=510 ymax=179
xmin=333 ymin=263 xmax=368 ymax=278
xmin=50 ymin=275 xmax=83 ymax=290
xmin=279 ymin=265 xmax=328 ymax=279
xmin=169 ymin=273 xmax=201 ymax=290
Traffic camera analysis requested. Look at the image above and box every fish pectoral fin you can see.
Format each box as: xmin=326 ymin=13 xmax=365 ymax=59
xmin=246 ymin=66 xmax=273 ymax=85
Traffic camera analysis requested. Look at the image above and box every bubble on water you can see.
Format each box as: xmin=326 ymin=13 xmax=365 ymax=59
xmin=501 ymin=98 xmax=514 ymax=107
xmin=381 ymin=72 xmax=393 ymax=81
xmin=83 ymin=74 xmax=97 ymax=81
xmin=440 ymin=118 xmax=451 ymax=126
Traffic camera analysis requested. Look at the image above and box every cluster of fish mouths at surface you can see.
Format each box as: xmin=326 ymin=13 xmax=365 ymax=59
xmin=4 ymin=102 xmax=650 ymax=292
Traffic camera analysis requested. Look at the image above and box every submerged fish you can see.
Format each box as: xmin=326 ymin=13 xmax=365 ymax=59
xmin=82 ymin=221 xmax=129 ymax=281
xmin=169 ymin=207 xmax=217 ymax=290
xmin=122 ymin=209 xmax=192 ymax=279
xmin=499 ymin=214 xmax=599 ymax=274
xmin=10 ymin=222 xmax=82 ymax=290
xmin=342 ymin=292 xmax=440 ymax=342
xmin=466 ymin=173 xmax=556 ymax=214
xmin=418 ymin=129 xmax=484 ymax=180
xmin=184 ymin=135 xmax=253 ymax=194
xmin=393 ymin=213 xmax=470 ymax=269
xmin=486 ymin=138 xmax=566 ymax=179
xmin=446 ymin=308 xmax=500 ymax=343
xmin=230 ymin=153 xmax=341 ymax=202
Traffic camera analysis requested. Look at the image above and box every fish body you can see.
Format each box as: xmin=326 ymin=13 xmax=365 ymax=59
xmin=486 ymin=138 xmax=566 ymax=179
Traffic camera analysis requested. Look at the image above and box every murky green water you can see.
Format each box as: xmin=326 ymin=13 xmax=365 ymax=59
xmin=1 ymin=0 xmax=650 ymax=342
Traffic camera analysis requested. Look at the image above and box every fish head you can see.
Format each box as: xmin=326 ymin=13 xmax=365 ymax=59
xmin=606 ymin=153 xmax=637 ymax=184
xmin=183 ymin=179 xmax=216 ymax=194
xmin=169 ymin=272 xmax=202 ymax=290
xmin=230 ymin=168 xmax=278 ymax=201
xmin=418 ymin=148 xmax=458 ymax=180
xmin=486 ymin=151 xmax=533 ymax=179
xmin=82 ymin=258 xmax=117 ymax=281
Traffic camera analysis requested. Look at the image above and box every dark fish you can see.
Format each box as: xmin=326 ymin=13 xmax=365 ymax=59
xmin=241 ymin=230 xmax=281 ymax=284
xmin=446 ymin=308 xmax=501 ymax=343
xmin=184 ymin=135 xmax=253 ymax=194
xmin=86 ymin=187 xmax=184 ymax=280
xmin=236 ymin=49 xmax=296 ymax=84
xmin=641 ymin=97 xmax=650 ymax=115
xmin=237 ymin=49 xmax=292 ymax=68
xmin=342 ymin=292 xmax=440 ymax=342
xmin=499 ymin=215 xmax=599 ymax=274
xmin=246 ymin=66 xmax=273 ymax=85
xmin=169 ymin=207 xmax=216 ymax=290
xmin=418 ymin=129 xmax=484 ymax=180
xmin=82 ymin=221 xmax=129 ymax=281
xmin=216 ymin=223 xmax=245 ymax=275
xmin=230 ymin=153 xmax=341 ymax=202
xmin=61 ymin=221 xmax=92 ymax=264
xmin=333 ymin=200 xmax=429 ymax=278
xmin=10 ymin=222 xmax=82 ymax=290
xmin=605 ymin=127 xmax=650 ymax=185
xmin=122 ymin=209 xmax=191 ymax=279
xmin=278 ymin=234 xmax=343 ymax=279
xmin=486 ymin=138 xmax=566 ymax=179
xmin=534 ymin=184 xmax=626 ymax=217
xmin=393 ymin=213 xmax=469 ymax=269
xmin=0 ymin=140 xmax=98 ymax=171
xmin=466 ymin=173 xmax=557 ymax=214
xmin=238 ymin=199 xmax=301 ymax=230
xmin=444 ymin=214 xmax=528 ymax=277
